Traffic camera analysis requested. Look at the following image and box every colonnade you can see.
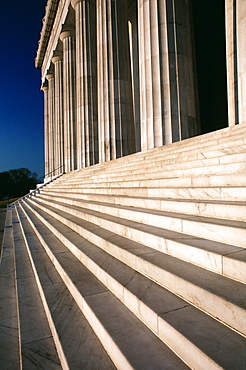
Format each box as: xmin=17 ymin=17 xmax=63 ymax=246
xmin=40 ymin=0 xmax=200 ymax=178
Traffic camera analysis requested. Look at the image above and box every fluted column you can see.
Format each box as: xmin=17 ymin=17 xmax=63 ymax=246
xmin=71 ymin=0 xmax=98 ymax=169
xmin=138 ymin=0 xmax=167 ymax=150
xmin=138 ymin=0 xmax=199 ymax=150
xmin=60 ymin=28 xmax=77 ymax=172
xmin=52 ymin=52 xmax=64 ymax=175
xmin=226 ymin=0 xmax=246 ymax=126
xmin=46 ymin=71 xmax=55 ymax=176
xmin=236 ymin=0 xmax=246 ymax=124
xmin=97 ymin=0 xmax=135 ymax=163
xmin=226 ymin=0 xmax=238 ymax=126
xmin=41 ymin=82 xmax=49 ymax=178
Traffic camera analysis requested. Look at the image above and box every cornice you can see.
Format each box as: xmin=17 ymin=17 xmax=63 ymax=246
xmin=35 ymin=0 xmax=60 ymax=69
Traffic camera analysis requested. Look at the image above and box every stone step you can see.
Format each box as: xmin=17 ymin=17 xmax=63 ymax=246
xmin=33 ymin=193 xmax=246 ymax=253
xmin=3 ymin=124 xmax=246 ymax=369
xmin=119 ymin=139 xmax=246 ymax=166
xmin=64 ymin=150 xmax=246 ymax=183
xmin=11 ymin=207 xmax=62 ymax=369
xmin=49 ymin=125 xmax=246 ymax=186
xmin=0 ymin=208 xmax=20 ymax=369
xmin=144 ymin=123 xmax=244 ymax=153
xmin=17 ymin=201 xmax=246 ymax=370
xmin=56 ymin=173 xmax=246 ymax=188
xmin=125 ymin=142 xmax=246 ymax=168
xmin=76 ymin=123 xmax=246 ymax=169
xmin=28 ymin=195 xmax=246 ymax=283
xmin=63 ymin=163 xmax=246 ymax=187
xmin=14 ymin=206 xmax=118 ymax=369
xmin=44 ymin=185 xmax=246 ymax=201
xmin=15 ymin=205 xmax=188 ymax=370
xmin=60 ymin=150 xmax=246 ymax=185
xmin=41 ymin=190 xmax=246 ymax=221
xmin=23 ymin=199 xmax=246 ymax=336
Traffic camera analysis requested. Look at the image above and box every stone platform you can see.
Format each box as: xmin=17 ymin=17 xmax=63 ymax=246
xmin=0 ymin=124 xmax=246 ymax=369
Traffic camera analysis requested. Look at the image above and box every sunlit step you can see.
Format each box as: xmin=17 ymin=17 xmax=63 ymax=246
xmin=17 ymin=202 xmax=246 ymax=370
xmin=23 ymin=199 xmax=246 ymax=336
xmin=41 ymin=190 xmax=246 ymax=221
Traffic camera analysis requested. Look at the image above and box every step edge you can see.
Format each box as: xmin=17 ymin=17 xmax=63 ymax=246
xmin=20 ymin=202 xmax=235 ymax=370
xmin=23 ymin=200 xmax=246 ymax=337
xmin=14 ymin=205 xmax=68 ymax=370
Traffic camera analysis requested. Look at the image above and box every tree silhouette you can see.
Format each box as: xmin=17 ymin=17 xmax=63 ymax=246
xmin=0 ymin=168 xmax=37 ymax=200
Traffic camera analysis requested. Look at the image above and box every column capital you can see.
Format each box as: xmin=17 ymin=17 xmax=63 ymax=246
xmin=60 ymin=27 xmax=74 ymax=42
xmin=52 ymin=51 xmax=63 ymax=64
xmin=41 ymin=81 xmax=48 ymax=92
xmin=46 ymin=72 xmax=54 ymax=81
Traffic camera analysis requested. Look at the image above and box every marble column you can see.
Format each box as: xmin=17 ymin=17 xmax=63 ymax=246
xmin=237 ymin=0 xmax=246 ymax=124
xmin=138 ymin=0 xmax=199 ymax=150
xmin=71 ymin=0 xmax=98 ymax=169
xmin=60 ymin=28 xmax=77 ymax=172
xmin=97 ymin=0 xmax=136 ymax=163
xmin=41 ymin=82 xmax=49 ymax=178
xmin=226 ymin=0 xmax=238 ymax=126
xmin=226 ymin=0 xmax=246 ymax=125
xmin=52 ymin=52 xmax=64 ymax=175
xmin=46 ymin=71 xmax=55 ymax=176
xmin=138 ymin=0 xmax=168 ymax=150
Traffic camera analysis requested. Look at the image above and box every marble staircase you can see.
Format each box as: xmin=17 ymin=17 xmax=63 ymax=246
xmin=1 ymin=124 xmax=246 ymax=369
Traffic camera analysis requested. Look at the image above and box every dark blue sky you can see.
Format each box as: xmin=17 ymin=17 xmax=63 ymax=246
xmin=0 ymin=0 xmax=47 ymax=178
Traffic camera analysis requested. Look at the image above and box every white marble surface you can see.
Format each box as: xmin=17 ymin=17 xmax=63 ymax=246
xmin=0 ymin=209 xmax=20 ymax=370
xmin=22 ymin=194 xmax=246 ymax=337
xmin=29 ymin=192 xmax=246 ymax=279
xmin=18 ymin=191 xmax=246 ymax=368
xmin=19 ymin=203 xmax=187 ymax=369
xmin=2 ymin=122 xmax=246 ymax=368
xmin=16 ymin=205 xmax=116 ymax=369
xmin=12 ymin=208 xmax=62 ymax=369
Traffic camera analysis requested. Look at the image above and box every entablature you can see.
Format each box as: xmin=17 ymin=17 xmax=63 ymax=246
xmin=36 ymin=0 xmax=73 ymax=83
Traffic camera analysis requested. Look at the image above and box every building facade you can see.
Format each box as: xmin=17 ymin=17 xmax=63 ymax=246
xmin=0 ymin=2 xmax=245 ymax=367
xmin=36 ymin=0 xmax=246 ymax=179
